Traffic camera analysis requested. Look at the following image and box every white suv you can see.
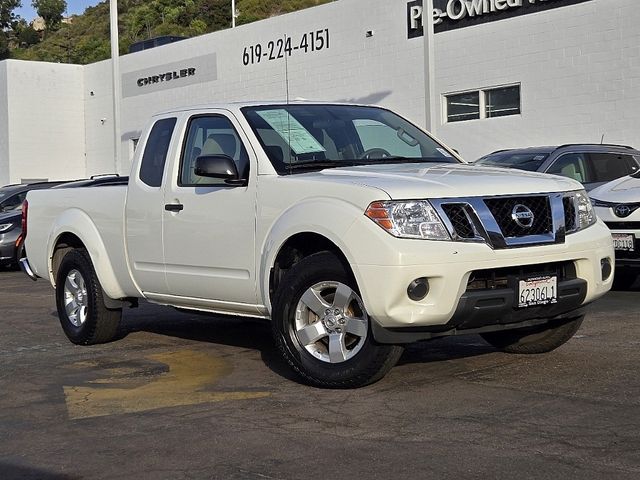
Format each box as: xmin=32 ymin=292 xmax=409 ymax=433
xmin=590 ymin=172 xmax=640 ymax=289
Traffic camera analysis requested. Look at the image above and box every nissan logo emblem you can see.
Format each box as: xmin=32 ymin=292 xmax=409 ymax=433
xmin=511 ymin=204 xmax=535 ymax=228
xmin=614 ymin=204 xmax=632 ymax=218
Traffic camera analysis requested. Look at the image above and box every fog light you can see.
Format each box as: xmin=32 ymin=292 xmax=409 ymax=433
xmin=407 ymin=277 xmax=429 ymax=301
xmin=601 ymin=258 xmax=612 ymax=281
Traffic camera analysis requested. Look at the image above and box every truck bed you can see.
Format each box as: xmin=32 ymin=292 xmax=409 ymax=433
xmin=26 ymin=184 xmax=138 ymax=299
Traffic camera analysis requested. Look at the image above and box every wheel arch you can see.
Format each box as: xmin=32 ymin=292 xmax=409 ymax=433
xmin=259 ymin=198 xmax=370 ymax=313
xmin=48 ymin=209 xmax=128 ymax=300
xmin=269 ymin=231 xmax=355 ymax=302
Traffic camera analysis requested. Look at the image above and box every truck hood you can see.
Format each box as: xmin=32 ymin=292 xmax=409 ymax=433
xmin=589 ymin=175 xmax=640 ymax=203
xmin=302 ymin=163 xmax=582 ymax=199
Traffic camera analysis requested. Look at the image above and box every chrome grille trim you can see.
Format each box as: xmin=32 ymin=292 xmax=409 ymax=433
xmin=431 ymin=193 xmax=570 ymax=250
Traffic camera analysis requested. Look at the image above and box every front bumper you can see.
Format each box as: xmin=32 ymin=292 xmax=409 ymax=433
xmin=344 ymin=218 xmax=613 ymax=333
xmin=595 ymin=207 xmax=640 ymax=270
xmin=0 ymin=229 xmax=20 ymax=265
xmin=372 ymin=278 xmax=587 ymax=343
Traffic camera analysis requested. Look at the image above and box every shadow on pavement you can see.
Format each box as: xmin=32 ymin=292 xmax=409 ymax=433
xmin=118 ymin=301 xmax=497 ymax=380
xmin=0 ymin=463 xmax=80 ymax=480
xmin=120 ymin=306 xmax=301 ymax=382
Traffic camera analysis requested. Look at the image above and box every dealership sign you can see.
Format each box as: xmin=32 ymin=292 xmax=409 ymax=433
xmin=121 ymin=53 xmax=218 ymax=98
xmin=408 ymin=0 xmax=594 ymax=36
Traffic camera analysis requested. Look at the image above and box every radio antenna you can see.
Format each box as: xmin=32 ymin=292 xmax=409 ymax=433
xmin=284 ymin=36 xmax=290 ymax=105
xmin=285 ymin=35 xmax=292 ymax=173
xmin=600 ymin=134 xmax=605 ymax=144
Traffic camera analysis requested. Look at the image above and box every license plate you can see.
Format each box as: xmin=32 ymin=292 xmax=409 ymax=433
xmin=518 ymin=275 xmax=558 ymax=308
xmin=612 ymin=233 xmax=635 ymax=252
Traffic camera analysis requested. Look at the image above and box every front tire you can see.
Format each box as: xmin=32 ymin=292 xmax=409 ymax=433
xmin=272 ymin=252 xmax=403 ymax=388
xmin=55 ymin=249 xmax=122 ymax=345
xmin=481 ymin=315 xmax=584 ymax=354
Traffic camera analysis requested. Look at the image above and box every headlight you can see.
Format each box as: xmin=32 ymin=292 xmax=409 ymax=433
xmin=573 ymin=190 xmax=597 ymax=231
xmin=365 ymin=200 xmax=450 ymax=240
xmin=590 ymin=198 xmax=610 ymax=208
xmin=0 ymin=223 xmax=16 ymax=233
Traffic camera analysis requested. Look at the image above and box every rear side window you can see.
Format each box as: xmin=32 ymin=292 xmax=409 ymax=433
xmin=588 ymin=153 xmax=638 ymax=183
xmin=139 ymin=118 xmax=177 ymax=187
xmin=546 ymin=153 xmax=590 ymax=183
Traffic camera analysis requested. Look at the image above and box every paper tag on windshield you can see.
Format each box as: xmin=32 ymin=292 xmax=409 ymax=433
xmin=436 ymin=148 xmax=453 ymax=158
xmin=256 ymin=109 xmax=326 ymax=155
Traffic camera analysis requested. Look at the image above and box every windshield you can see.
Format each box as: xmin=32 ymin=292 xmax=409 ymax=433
xmin=475 ymin=151 xmax=550 ymax=172
xmin=241 ymin=104 xmax=459 ymax=174
xmin=0 ymin=192 xmax=26 ymax=212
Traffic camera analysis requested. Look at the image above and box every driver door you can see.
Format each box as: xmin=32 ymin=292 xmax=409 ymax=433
xmin=162 ymin=111 xmax=258 ymax=308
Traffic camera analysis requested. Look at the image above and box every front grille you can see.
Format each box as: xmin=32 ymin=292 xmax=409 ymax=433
xmin=466 ymin=261 xmax=576 ymax=291
xmin=563 ymin=197 xmax=577 ymax=232
xmin=441 ymin=204 xmax=475 ymax=239
xmin=484 ymin=196 xmax=552 ymax=238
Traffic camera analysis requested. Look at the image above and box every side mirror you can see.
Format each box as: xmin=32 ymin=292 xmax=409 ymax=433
xmin=194 ymin=155 xmax=243 ymax=185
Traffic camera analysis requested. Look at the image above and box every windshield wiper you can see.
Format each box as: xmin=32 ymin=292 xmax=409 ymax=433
xmin=285 ymin=161 xmax=361 ymax=171
xmin=283 ymin=157 xmax=454 ymax=173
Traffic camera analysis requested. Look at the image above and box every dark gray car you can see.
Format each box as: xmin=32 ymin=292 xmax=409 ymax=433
xmin=475 ymin=144 xmax=640 ymax=191
xmin=0 ymin=210 xmax=23 ymax=268
xmin=0 ymin=182 xmax=68 ymax=268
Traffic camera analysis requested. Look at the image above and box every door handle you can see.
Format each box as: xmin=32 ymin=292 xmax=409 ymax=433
xmin=164 ymin=203 xmax=184 ymax=212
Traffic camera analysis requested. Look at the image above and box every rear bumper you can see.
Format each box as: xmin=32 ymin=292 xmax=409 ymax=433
xmin=372 ymin=278 xmax=587 ymax=343
xmin=19 ymin=257 xmax=39 ymax=281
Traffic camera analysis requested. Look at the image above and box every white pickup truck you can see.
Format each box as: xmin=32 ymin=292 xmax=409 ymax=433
xmin=22 ymin=102 xmax=614 ymax=388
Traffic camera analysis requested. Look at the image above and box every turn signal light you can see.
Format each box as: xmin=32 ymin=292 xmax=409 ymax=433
xmin=365 ymin=201 xmax=394 ymax=230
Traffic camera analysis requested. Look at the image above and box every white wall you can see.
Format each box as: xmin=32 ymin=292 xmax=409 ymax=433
xmin=434 ymin=0 xmax=640 ymax=160
xmin=0 ymin=62 xmax=9 ymax=185
xmin=4 ymin=60 xmax=85 ymax=183
xmin=83 ymin=0 xmax=426 ymax=175
xmin=83 ymin=59 xmax=117 ymax=176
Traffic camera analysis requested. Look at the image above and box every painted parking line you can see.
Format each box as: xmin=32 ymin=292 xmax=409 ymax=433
xmin=64 ymin=350 xmax=271 ymax=420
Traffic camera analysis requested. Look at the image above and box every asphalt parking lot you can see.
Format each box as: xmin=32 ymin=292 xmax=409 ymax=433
xmin=0 ymin=269 xmax=639 ymax=480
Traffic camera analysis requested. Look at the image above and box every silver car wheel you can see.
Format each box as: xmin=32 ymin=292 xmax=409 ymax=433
xmin=63 ymin=269 xmax=89 ymax=327
xmin=294 ymin=281 xmax=369 ymax=364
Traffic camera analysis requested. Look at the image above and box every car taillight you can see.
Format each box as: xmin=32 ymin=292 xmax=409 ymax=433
xmin=20 ymin=199 xmax=28 ymax=241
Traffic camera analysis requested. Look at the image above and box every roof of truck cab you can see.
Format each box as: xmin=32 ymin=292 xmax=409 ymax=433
xmin=152 ymin=100 xmax=369 ymax=117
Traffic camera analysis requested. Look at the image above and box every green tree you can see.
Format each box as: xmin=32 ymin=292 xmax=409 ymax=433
xmin=0 ymin=31 xmax=9 ymax=59
xmin=18 ymin=24 xmax=40 ymax=46
xmin=11 ymin=17 xmax=40 ymax=47
xmin=1 ymin=0 xmax=21 ymax=30
xmin=10 ymin=0 xmax=335 ymax=64
xmin=32 ymin=0 xmax=66 ymax=32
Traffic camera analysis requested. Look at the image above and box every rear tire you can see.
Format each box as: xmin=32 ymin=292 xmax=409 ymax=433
xmin=481 ymin=315 xmax=584 ymax=354
xmin=272 ymin=252 xmax=403 ymax=388
xmin=55 ymin=249 xmax=122 ymax=345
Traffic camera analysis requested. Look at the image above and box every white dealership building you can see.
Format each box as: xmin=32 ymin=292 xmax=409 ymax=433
xmin=0 ymin=0 xmax=639 ymax=184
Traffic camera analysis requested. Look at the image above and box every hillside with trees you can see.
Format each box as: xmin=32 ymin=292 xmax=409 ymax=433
xmin=1 ymin=0 xmax=333 ymax=64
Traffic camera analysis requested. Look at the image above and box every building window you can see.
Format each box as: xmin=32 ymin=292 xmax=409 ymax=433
xmin=486 ymin=85 xmax=521 ymax=118
xmin=445 ymin=91 xmax=480 ymax=123
xmin=445 ymin=84 xmax=521 ymax=123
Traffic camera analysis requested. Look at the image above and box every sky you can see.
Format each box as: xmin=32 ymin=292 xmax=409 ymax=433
xmin=16 ymin=0 xmax=99 ymax=22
